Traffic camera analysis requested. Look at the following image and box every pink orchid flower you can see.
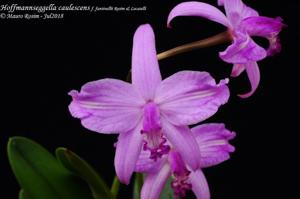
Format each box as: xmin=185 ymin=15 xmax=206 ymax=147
xmin=168 ymin=0 xmax=285 ymax=98
xmin=68 ymin=24 xmax=229 ymax=184
xmin=136 ymin=123 xmax=235 ymax=199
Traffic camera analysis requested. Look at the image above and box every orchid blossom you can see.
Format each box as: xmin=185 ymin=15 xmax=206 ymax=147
xmin=168 ymin=0 xmax=285 ymax=97
xmin=136 ymin=123 xmax=235 ymax=199
xmin=68 ymin=24 xmax=229 ymax=184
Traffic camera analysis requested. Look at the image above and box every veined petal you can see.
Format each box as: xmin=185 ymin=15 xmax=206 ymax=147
xmin=68 ymin=79 xmax=144 ymax=134
xmin=231 ymin=63 xmax=246 ymax=77
xmin=238 ymin=61 xmax=260 ymax=98
xmin=220 ymin=31 xmax=267 ymax=63
xmin=241 ymin=16 xmax=284 ymax=38
xmin=161 ymin=119 xmax=201 ymax=170
xmin=224 ymin=0 xmax=244 ymax=13
xmin=191 ymin=123 xmax=235 ymax=168
xmin=141 ymin=163 xmax=171 ymax=199
xmin=114 ymin=123 xmax=143 ymax=184
xmin=241 ymin=5 xmax=259 ymax=19
xmin=132 ymin=24 xmax=162 ymax=101
xmin=223 ymin=0 xmax=258 ymax=20
xmin=222 ymin=0 xmax=258 ymax=27
xmin=223 ymin=0 xmax=244 ymax=26
xmin=241 ymin=16 xmax=285 ymax=56
xmin=188 ymin=169 xmax=210 ymax=199
xmin=167 ymin=2 xmax=230 ymax=28
xmin=156 ymin=71 xmax=229 ymax=126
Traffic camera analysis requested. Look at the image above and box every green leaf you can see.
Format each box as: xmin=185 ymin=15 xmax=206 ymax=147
xmin=160 ymin=177 xmax=174 ymax=199
xmin=133 ymin=173 xmax=144 ymax=199
xmin=56 ymin=147 xmax=114 ymax=199
xmin=19 ymin=189 xmax=30 ymax=199
xmin=8 ymin=137 xmax=93 ymax=199
xmin=111 ymin=175 xmax=120 ymax=199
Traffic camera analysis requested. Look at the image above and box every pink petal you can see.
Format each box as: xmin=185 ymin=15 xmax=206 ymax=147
xmin=114 ymin=123 xmax=144 ymax=184
xmin=223 ymin=0 xmax=244 ymax=26
xmin=231 ymin=63 xmax=246 ymax=77
xmin=223 ymin=0 xmax=258 ymax=25
xmin=224 ymin=0 xmax=244 ymax=12
xmin=141 ymin=163 xmax=171 ymax=199
xmin=131 ymin=24 xmax=162 ymax=101
xmin=188 ymin=169 xmax=210 ymax=199
xmin=218 ymin=0 xmax=224 ymax=6
xmin=241 ymin=5 xmax=259 ymax=19
xmin=167 ymin=2 xmax=230 ymax=28
xmin=161 ymin=119 xmax=201 ymax=171
xmin=220 ymin=31 xmax=267 ymax=63
xmin=242 ymin=16 xmax=284 ymax=37
xmin=238 ymin=61 xmax=260 ymax=98
xmin=156 ymin=71 xmax=229 ymax=126
xmin=191 ymin=123 xmax=235 ymax=168
xmin=241 ymin=16 xmax=286 ymax=38
xmin=241 ymin=16 xmax=285 ymax=56
xmin=69 ymin=79 xmax=144 ymax=134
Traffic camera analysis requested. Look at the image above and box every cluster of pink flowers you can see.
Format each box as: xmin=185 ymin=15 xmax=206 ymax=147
xmin=68 ymin=1 xmax=284 ymax=198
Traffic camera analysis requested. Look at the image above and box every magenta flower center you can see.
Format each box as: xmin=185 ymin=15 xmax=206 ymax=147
xmin=142 ymin=102 xmax=170 ymax=161
xmin=169 ymin=151 xmax=192 ymax=197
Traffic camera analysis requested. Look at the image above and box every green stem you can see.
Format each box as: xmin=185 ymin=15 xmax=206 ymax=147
xmin=111 ymin=176 xmax=120 ymax=199
xmin=157 ymin=30 xmax=232 ymax=60
xmin=133 ymin=173 xmax=144 ymax=199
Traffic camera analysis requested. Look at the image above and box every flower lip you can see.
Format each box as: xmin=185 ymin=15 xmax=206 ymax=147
xmin=137 ymin=123 xmax=236 ymax=198
xmin=142 ymin=136 xmax=170 ymax=161
xmin=169 ymin=151 xmax=192 ymax=197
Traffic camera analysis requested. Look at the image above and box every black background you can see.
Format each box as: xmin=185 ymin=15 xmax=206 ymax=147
xmin=0 ymin=0 xmax=297 ymax=198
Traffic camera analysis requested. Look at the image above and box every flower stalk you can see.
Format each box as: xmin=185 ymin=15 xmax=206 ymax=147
xmin=111 ymin=176 xmax=120 ymax=199
xmin=157 ymin=31 xmax=232 ymax=60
